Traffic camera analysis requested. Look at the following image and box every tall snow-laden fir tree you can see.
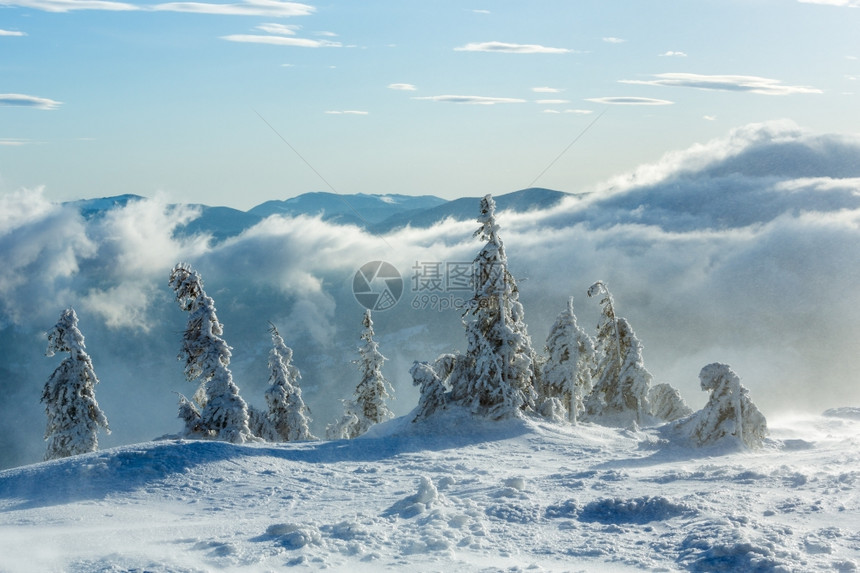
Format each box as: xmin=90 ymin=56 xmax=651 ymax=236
xmin=447 ymin=194 xmax=537 ymax=419
xmin=169 ymin=263 xmax=254 ymax=444
xmin=41 ymin=308 xmax=110 ymax=460
xmin=263 ymin=324 xmax=315 ymax=442
xmin=540 ymin=297 xmax=596 ymax=424
xmin=327 ymin=310 xmax=394 ymax=439
xmin=585 ymin=281 xmax=652 ymax=425
xmin=682 ymin=363 xmax=768 ymax=448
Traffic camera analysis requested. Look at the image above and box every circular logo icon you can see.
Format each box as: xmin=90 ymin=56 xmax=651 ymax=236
xmin=352 ymin=261 xmax=403 ymax=311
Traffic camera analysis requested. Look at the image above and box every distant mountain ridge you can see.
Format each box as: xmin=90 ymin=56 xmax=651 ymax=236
xmin=65 ymin=188 xmax=576 ymax=241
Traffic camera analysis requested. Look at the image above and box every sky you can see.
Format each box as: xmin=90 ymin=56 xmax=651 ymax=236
xmin=2 ymin=0 xmax=859 ymax=210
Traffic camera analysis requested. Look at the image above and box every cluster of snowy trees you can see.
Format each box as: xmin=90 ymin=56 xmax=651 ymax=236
xmin=406 ymin=195 xmax=767 ymax=447
xmin=39 ymin=193 xmax=767 ymax=461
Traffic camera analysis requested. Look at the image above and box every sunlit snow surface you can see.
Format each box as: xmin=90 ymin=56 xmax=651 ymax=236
xmin=1 ymin=409 xmax=858 ymax=572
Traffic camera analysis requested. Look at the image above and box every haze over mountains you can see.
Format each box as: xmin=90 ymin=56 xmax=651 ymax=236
xmin=73 ymin=188 xmax=573 ymax=241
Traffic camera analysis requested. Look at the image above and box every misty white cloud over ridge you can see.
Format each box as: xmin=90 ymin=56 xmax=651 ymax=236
xmin=1 ymin=120 xmax=859 ymax=467
xmin=621 ymin=73 xmax=822 ymax=95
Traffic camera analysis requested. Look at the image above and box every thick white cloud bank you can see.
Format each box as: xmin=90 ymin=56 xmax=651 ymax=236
xmin=1 ymin=121 xmax=858 ymax=469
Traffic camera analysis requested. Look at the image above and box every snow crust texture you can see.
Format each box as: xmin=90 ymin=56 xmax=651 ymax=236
xmin=1 ymin=408 xmax=858 ymax=572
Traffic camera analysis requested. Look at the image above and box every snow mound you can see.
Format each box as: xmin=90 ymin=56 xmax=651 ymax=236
xmin=263 ymin=523 xmax=322 ymax=548
xmin=546 ymin=496 xmax=696 ymax=524
xmin=578 ymin=495 xmax=696 ymax=524
xmin=383 ymin=476 xmax=440 ymax=518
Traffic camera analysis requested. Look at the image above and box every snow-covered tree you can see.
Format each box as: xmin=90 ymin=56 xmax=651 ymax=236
xmin=682 ymin=363 xmax=768 ymax=448
xmin=410 ymin=354 xmax=458 ymax=422
xmin=247 ymin=405 xmax=276 ymax=442
xmin=585 ymin=282 xmax=653 ymax=425
xmin=327 ymin=310 xmax=394 ymax=439
xmin=325 ymin=402 xmax=360 ymax=441
xmin=263 ymin=324 xmax=315 ymax=442
xmin=169 ymin=263 xmax=253 ymax=444
xmin=649 ymin=383 xmax=693 ymax=422
xmin=539 ymin=297 xmax=596 ymax=423
xmin=447 ymin=194 xmax=537 ymax=419
xmin=41 ymin=308 xmax=110 ymax=460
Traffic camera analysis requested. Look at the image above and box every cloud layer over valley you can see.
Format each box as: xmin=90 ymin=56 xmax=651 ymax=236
xmin=1 ymin=121 xmax=858 ymax=469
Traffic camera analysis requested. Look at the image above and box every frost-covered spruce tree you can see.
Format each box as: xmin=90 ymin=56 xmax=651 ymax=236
xmin=448 ymin=194 xmax=537 ymax=419
xmin=169 ymin=263 xmax=253 ymax=444
xmin=684 ymin=363 xmax=768 ymax=448
xmin=327 ymin=310 xmax=394 ymax=439
xmin=264 ymin=324 xmax=315 ymax=442
xmin=585 ymin=282 xmax=652 ymax=425
xmin=41 ymin=308 xmax=110 ymax=460
xmin=540 ymin=297 xmax=596 ymax=424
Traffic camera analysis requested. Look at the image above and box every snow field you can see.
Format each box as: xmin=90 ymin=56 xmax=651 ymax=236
xmin=1 ymin=408 xmax=858 ymax=572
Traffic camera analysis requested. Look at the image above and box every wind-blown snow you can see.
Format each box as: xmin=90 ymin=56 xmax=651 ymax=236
xmin=1 ymin=409 xmax=858 ymax=572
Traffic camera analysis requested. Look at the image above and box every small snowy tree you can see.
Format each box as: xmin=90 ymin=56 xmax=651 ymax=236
xmin=264 ymin=324 xmax=315 ymax=442
xmin=169 ymin=263 xmax=253 ymax=444
xmin=327 ymin=310 xmax=394 ymax=439
xmin=649 ymin=383 xmax=693 ymax=422
xmin=540 ymin=297 xmax=596 ymax=424
xmin=410 ymin=354 xmax=458 ymax=422
xmin=447 ymin=194 xmax=537 ymax=419
xmin=683 ymin=363 xmax=768 ymax=448
xmin=41 ymin=308 xmax=110 ymax=460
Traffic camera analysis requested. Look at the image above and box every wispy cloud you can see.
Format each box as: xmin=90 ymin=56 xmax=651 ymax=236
xmin=797 ymin=0 xmax=860 ymax=6
xmin=0 ymin=93 xmax=62 ymax=110
xmin=621 ymin=73 xmax=822 ymax=95
xmin=472 ymin=9 xmax=490 ymax=14
xmin=388 ymin=83 xmax=417 ymax=91
xmin=0 ymin=138 xmax=30 ymax=146
xmin=255 ymin=22 xmax=300 ymax=35
xmin=0 ymin=0 xmax=315 ymax=16
xmin=222 ymin=34 xmax=340 ymax=47
xmin=542 ymin=108 xmax=593 ymax=114
xmin=533 ymin=86 xmax=563 ymax=93
xmin=586 ymin=96 xmax=673 ymax=106
xmin=0 ymin=29 xmax=27 ymax=36
xmin=413 ymin=95 xmax=526 ymax=105
xmin=659 ymin=51 xmax=687 ymax=57
xmin=324 ymin=110 xmax=369 ymax=115
xmin=603 ymin=37 xmax=625 ymax=44
xmin=703 ymin=115 xmax=717 ymax=121
xmin=0 ymin=0 xmax=135 ymax=11
xmin=454 ymin=41 xmax=571 ymax=54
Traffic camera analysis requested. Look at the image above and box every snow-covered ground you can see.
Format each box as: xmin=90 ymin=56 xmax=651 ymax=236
xmin=1 ymin=408 xmax=858 ymax=573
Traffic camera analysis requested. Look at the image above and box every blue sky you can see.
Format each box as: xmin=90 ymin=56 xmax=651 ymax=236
xmin=1 ymin=0 xmax=858 ymax=209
